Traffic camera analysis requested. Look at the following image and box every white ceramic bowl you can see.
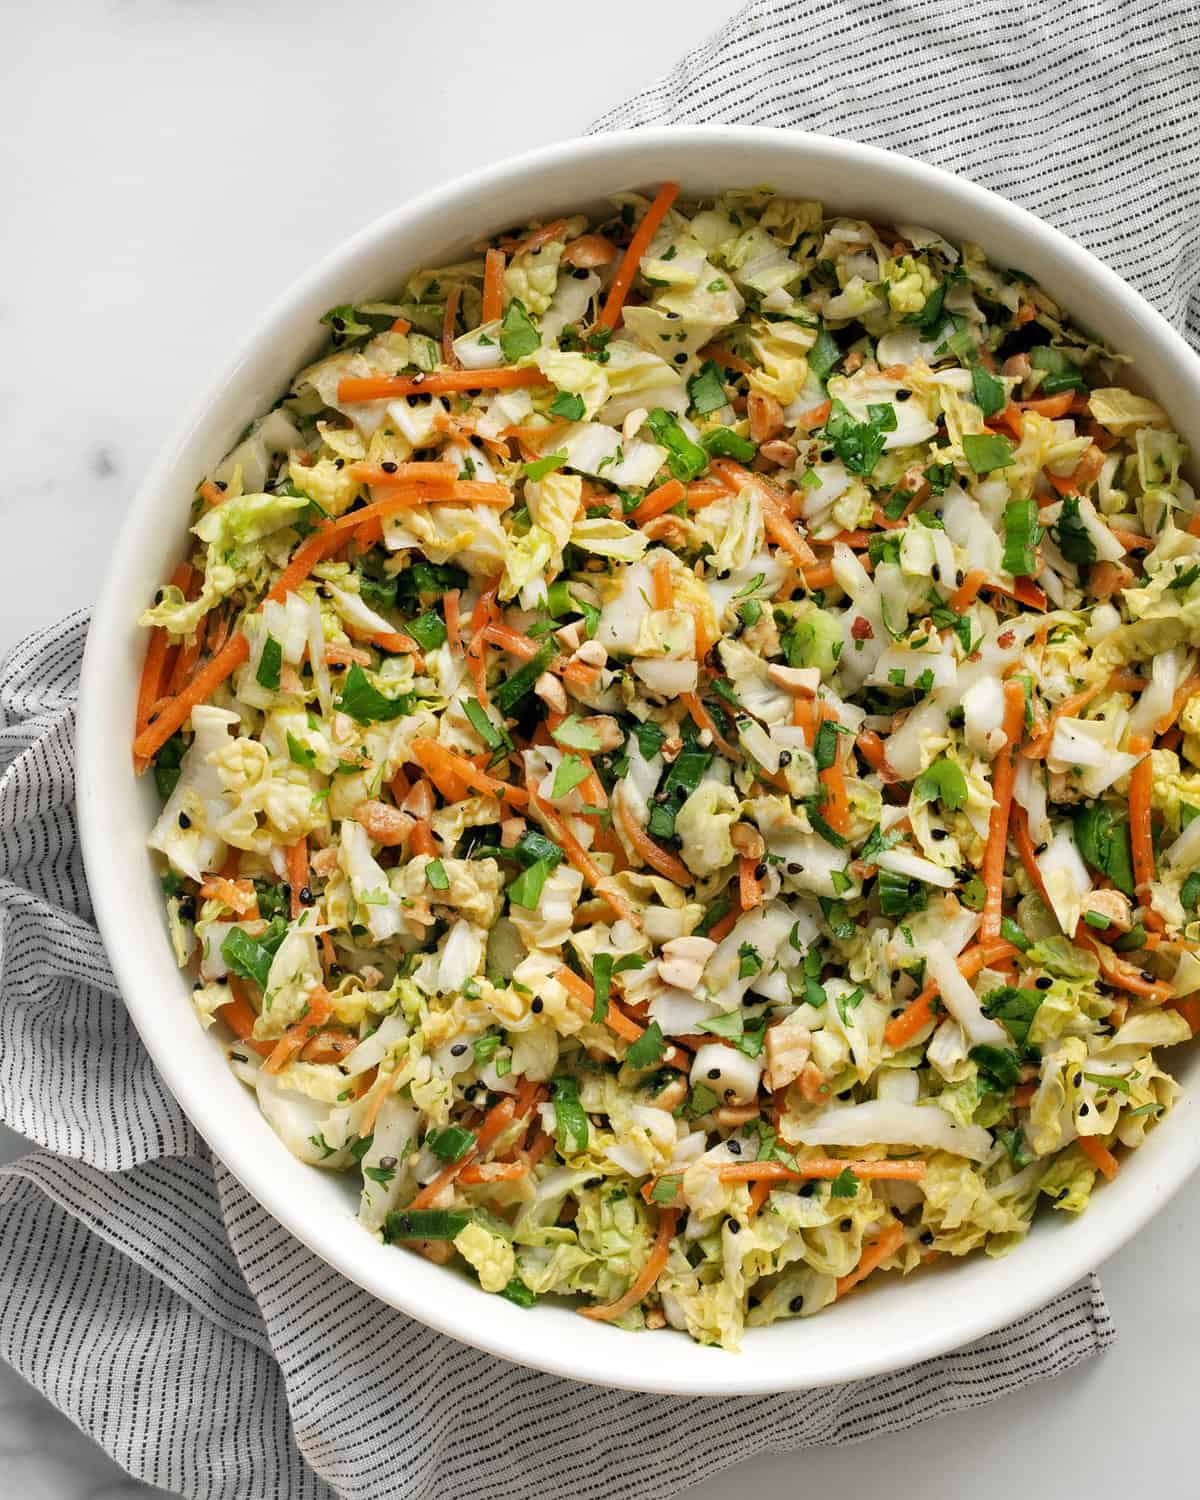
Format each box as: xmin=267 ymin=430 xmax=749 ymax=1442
xmin=79 ymin=126 xmax=1200 ymax=1394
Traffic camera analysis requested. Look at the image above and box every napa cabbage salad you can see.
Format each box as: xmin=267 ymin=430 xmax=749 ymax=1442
xmin=133 ymin=184 xmax=1200 ymax=1349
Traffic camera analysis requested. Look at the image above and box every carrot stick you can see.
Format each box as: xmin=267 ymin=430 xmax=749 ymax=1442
xmin=677 ymin=695 xmax=734 ymax=761
xmin=217 ymin=979 xmax=273 ymax=1056
xmin=707 ymin=904 xmax=740 ymax=943
xmin=884 ymin=939 xmax=1017 ymax=1050
xmin=481 ymin=622 xmax=541 ymax=660
xmin=336 ymin=367 xmax=545 ymax=403
xmin=814 ymin=703 xmax=850 ymax=836
xmin=718 ymin=1159 xmax=927 ymax=1184
xmin=410 ymin=737 xmax=526 ymax=805
xmin=1154 ymin=668 xmax=1200 ymax=737
xmin=1010 ymin=803 xmax=1053 ymax=907
xmin=443 ymin=590 xmax=462 ymax=654
xmin=979 ymin=679 xmax=1026 ymax=941
xmin=1074 ymin=925 xmax=1171 ymax=1000
xmin=555 ymin=965 xmax=650 ymax=1048
xmin=855 ymin=729 xmax=898 ymax=783
xmin=595 ymin=182 xmax=679 ymax=332
xmin=1076 ymin=1134 xmax=1120 ymax=1181
xmin=198 ymin=876 xmax=258 ymax=918
xmin=1127 ymin=734 xmax=1163 ymax=933
xmin=836 ymin=1222 xmax=907 ymax=1298
xmin=699 ymin=342 xmax=752 ymax=375
xmin=1019 ymin=392 xmax=1075 ymax=418
xmin=651 ymin=555 xmax=673 ymax=612
xmin=759 ymin=486 xmax=818 ymax=567
xmin=482 ymin=248 xmax=505 ymax=324
xmin=409 ymin=819 xmax=437 ymax=858
xmin=614 ymin=793 xmax=692 ymax=886
xmin=578 ymin=1207 xmax=679 ymax=1321
xmin=748 ymin=1179 xmax=773 ymax=1218
xmin=739 ymin=854 xmax=762 ymax=910
xmin=458 ymin=1161 xmax=528 ymax=1185
xmin=132 ymin=632 xmax=251 ymax=762
xmin=347 ymin=461 xmax=459 ymax=486
xmin=408 ymin=1095 xmax=517 ymax=1210
xmin=629 ymin=479 xmax=685 ymax=526
xmin=441 ymin=285 xmax=461 ymax=368
xmin=1023 ymin=680 xmax=1107 ymax=759
xmin=264 ymin=985 xmax=334 ymax=1075
xmin=287 ymin=838 xmax=308 ymax=920
xmin=801 ymin=563 xmax=836 ymax=590
xmin=530 ymin=788 xmax=640 ymax=925
xmin=950 ymin=569 xmax=987 ymax=613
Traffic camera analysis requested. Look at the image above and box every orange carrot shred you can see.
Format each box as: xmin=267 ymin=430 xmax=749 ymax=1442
xmin=596 ymin=182 xmax=680 ymax=331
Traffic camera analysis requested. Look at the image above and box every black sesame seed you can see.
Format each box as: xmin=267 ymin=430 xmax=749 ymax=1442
xmin=955 ymin=569 xmax=965 ymax=587
xmin=1056 ymin=1188 xmax=1069 ymax=1202
xmin=895 ymin=388 xmax=912 ymax=401
xmin=230 ymin=1051 xmax=248 ymax=1064
xmin=153 ymin=589 xmax=164 ymax=605
xmin=531 ymin=996 xmax=544 ymax=1014
xmin=707 ymin=1067 xmax=721 ymax=1080
xmin=1034 ymin=842 xmax=1048 ymax=856
xmin=1035 ymin=976 xmax=1052 ymax=990
xmin=728 ymin=1219 xmax=741 ymax=1234
xmin=1073 ymin=1072 xmax=1083 ymax=1088
xmin=450 ymin=1043 xmax=468 ymax=1057
xmin=215 ymin=480 xmax=227 ymax=492
xmin=787 ymin=861 xmax=802 ymax=875
xmin=177 ymin=812 xmax=191 ymax=829
xmin=727 ymin=1139 xmax=743 ymax=1156
xmin=755 ymin=862 xmax=767 ymax=880
xmin=931 ymin=828 xmax=948 ymax=841
xmin=839 ymin=1218 xmax=852 ymax=1232
xmin=919 ymin=1229 xmax=934 ymax=1245
xmin=572 ymin=267 xmax=590 ymax=280
xmin=299 ymin=886 xmax=314 ymax=906
xmin=723 ymin=1088 xmax=736 ymax=1100
xmin=381 ymin=461 xmax=398 ymax=474
xmin=1079 ymin=1103 xmax=1090 ymax=1116
xmin=673 ymin=352 xmax=688 ymax=365
xmin=379 ymin=1155 xmax=398 ymax=1170
xmin=334 ymin=457 xmax=345 ymax=470
xmin=584 ymin=1175 xmax=603 ymax=1188
xmin=1141 ymin=971 xmax=1156 ymax=984
xmin=789 ymin=1294 xmax=805 ymax=1312
xmin=838 ymin=1088 xmax=853 ymax=1100
xmin=331 ymin=316 xmax=346 ymax=331
xmin=177 ymin=897 xmax=196 ymax=922
xmin=779 ymin=751 xmax=792 ymax=766
xmin=799 ymin=1182 xmax=816 ymax=1197
xmin=820 ymin=448 xmax=835 ymax=462
xmin=349 ymin=496 xmax=367 ymax=513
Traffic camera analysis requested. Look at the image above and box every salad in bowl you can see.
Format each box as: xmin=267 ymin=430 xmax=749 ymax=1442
xmin=130 ymin=182 xmax=1199 ymax=1349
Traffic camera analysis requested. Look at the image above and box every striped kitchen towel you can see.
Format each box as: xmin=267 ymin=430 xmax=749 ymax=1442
xmin=7 ymin=0 xmax=1200 ymax=1492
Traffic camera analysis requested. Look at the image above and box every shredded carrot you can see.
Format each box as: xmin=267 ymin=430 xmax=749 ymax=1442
xmin=466 ymin=582 xmax=499 ymax=704
xmin=443 ymin=590 xmax=462 ymax=654
xmin=1155 ymin=667 xmax=1200 ymax=737
xmin=614 ymin=793 xmax=692 ymax=886
xmin=595 ymin=181 xmax=680 ymax=332
xmin=409 ymin=819 xmax=437 ymax=858
xmin=699 ymin=342 xmax=752 ymax=375
xmin=531 ymin=788 xmax=640 ymax=926
xmin=791 ymin=398 xmax=833 ymax=431
xmin=680 ymin=691 xmax=739 ymax=759
xmin=884 ymin=939 xmax=1017 ymax=1050
xmin=1109 ymin=526 xmax=1152 ymax=554
xmin=481 ymin=621 xmax=540 ymax=661
xmin=979 ymin=680 xmax=1026 ymax=941
xmin=988 ymin=402 xmax=1023 ymax=440
xmin=198 ymin=876 xmax=258 ymax=918
xmin=1010 ymin=804 xmax=1054 ymax=907
xmin=747 ymin=1179 xmax=773 ymax=1218
xmin=855 ymin=729 xmax=897 ymax=783
xmin=718 ymin=1159 xmax=927 ymax=1184
xmin=410 ymin=737 xmax=526 ymax=806
xmin=264 ymin=985 xmax=333 ymax=1075
xmin=132 ymin=632 xmax=251 ymax=762
xmin=986 ymin=576 xmax=1048 ymax=612
xmin=337 ymin=367 xmax=545 ymax=403
xmin=1127 ymin=733 xmax=1163 ymax=933
xmin=1023 ymin=680 xmax=1106 ymax=759
xmin=287 ymin=838 xmax=308 ymax=920
xmin=1076 ymin=1134 xmax=1120 ymax=1181
xmin=813 ymin=703 xmax=850 ymax=836
xmin=739 ymin=854 xmax=763 ymax=910
xmin=348 ymin=461 xmax=459 ymax=486
xmin=1020 ymin=392 xmax=1075 ymax=418
xmin=1046 ymin=444 xmax=1104 ymax=497
xmin=755 ymin=484 xmax=818 ymax=567
xmin=836 ymin=1222 xmax=907 ymax=1298
xmin=801 ymin=563 xmax=836 ymax=590
xmin=629 ymin=478 xmax=685 ymax=526
xmin=579 ymin=1207 xmax=679 ymax=1321
xmin=707 ymin=904 xmax=740 ymax=943
xmin=408 ymin=1095 xmax=517 ymax=1210
xmin=458 ymin=1161 xmax=528 ymax=1185
xmin=950 ymin=568 xmax=987 ymax=613
xmin=651 ymin=555 xmax=673 ymax=612
xmin=218 ymin=979 xmax=273 ymax=1057
xmin=482 ymin=247 xmax=505 ymax=324
xmin=1074 ymin=925 xmax=1171 ymax=1000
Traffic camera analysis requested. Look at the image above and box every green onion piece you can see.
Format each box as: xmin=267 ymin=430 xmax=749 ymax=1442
xmin=1001 ymin=496 xmax=1043 ymax=576
xmin=700 ymin=428 xmax=757 ymax=462
xmin=494 ymin=642 xmax=556 ymax=713
xmin=426 ymin=1125 xmax=476 ymax=1161
xmin=550 ymin=1076 xmax=589 ymax=1153
xmin=425 ymin=858 xmax=450 ymax=891
xmin=383 ymin=1209 xmax=470 ymax=1242
xmin=965 ymin=433 xmax=1016 ymax=475
xmin=407 ymin=610 xmax=447 ymax=651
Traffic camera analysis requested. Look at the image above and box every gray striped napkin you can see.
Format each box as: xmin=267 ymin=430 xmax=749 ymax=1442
xmin=8 ymin=0 xmax=1200 ymax=1490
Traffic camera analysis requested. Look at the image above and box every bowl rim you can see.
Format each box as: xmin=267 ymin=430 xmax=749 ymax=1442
xmin=78 ymin=123 xmax=1200 ymax=1394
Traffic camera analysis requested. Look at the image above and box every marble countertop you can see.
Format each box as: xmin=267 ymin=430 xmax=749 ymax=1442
xmin=3 ymin=1 xmax=1198 ymax=1495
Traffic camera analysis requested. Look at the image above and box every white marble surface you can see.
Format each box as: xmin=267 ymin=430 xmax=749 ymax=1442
xmin=3 ymin=1 xmax=1199 ymax=1496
